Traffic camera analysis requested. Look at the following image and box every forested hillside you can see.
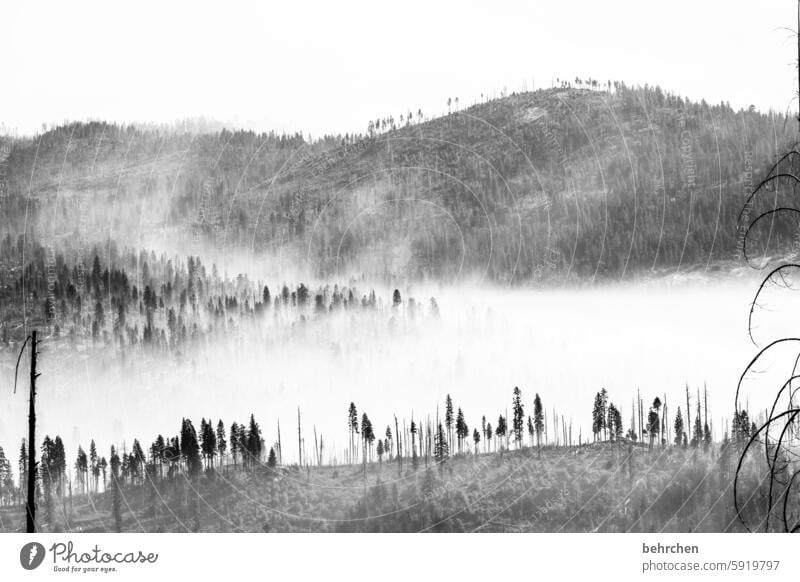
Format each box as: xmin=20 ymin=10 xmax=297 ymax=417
xmin=1 ymin=83 xmax=793 ymax=284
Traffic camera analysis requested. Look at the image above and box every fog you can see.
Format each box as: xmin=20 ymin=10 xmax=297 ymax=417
xmin=3 ymin=269 xmax=792 ymax=473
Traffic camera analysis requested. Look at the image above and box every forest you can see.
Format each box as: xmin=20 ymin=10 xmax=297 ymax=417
xmin=0 ymin=382 xmax=779 ymax=533
xmin=0 ymin=82 xmax=795 ymax=285
xmin=1 ymin=81 xmax=799 ymax=534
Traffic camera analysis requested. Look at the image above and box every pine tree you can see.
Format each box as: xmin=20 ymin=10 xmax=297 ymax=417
xmin=673 ymin=406 xmax=685 ymax=446
xmin=131 ymin=439 xmax=145 ymax=485
xmin=455 ymin=408 xmax=468 ymax=453
xmin=691 ymin=398 xmax=703 ymax=448
xmin=533 ymin=393 xmax=544 ymax=449
xmin=109 ymin=446 xmax=122 ymax=532
xmin=89 ymin=440 xmax=99 ymax=494
xmin=180 ymin=418 xmax=202 ymax=477
xmin=18 ymin=439 xmax=28 ymax=503
xmin=385 ymin=426 xmax=393 ymax=459
xmin=267 ymin=447 xmax=277 ymax=468
xmin=527 ymin=416 xmax=534 ymax=446
xmin=607 ymin=403 xmax=623 ymax=440
xmin=592 ymin=392 xmax=604 ymax=442
xmin=652 ymin=397 xmax=662 ymax=448
xmin=473 ymin=428 xmax=481 ymax=454
xmin=40 ymin=436 xmax=55 ymax=524
xmin=348 ymin=403 xmax=359 ymax=464
xmin=445 ymin=395 xmax=454 ymax=450
xmin=703 ymin=388 xmax=712 ymax=449
xmin=732 ymin=410 xmax=751 ymax=443
xmin=599 ymin=388 xmax=608 ymax=440
xmin=496 ymin=415 xmax=507 ymax=450
xmin=216 ymin=420 xmax=227 ymax=468
xmin=75 ymin=446 xmax=88 ymax=495
xmin=434 ymin=422 xmax=449 ymax=462
xmin=361 ymin=413 xmax=374 ymax=463
xmin=410 ymin=419 xmax=418 ymax=469
xmin=647 ymin=398 xmax=661 ymax=450
xmin=246 ymin=414 xmax=263 ymax=466
xmin=230 ymin=422 xmax=240 ymax=467
xmin=99 ymin=457 xmax=107 ymax=491
xmin=0 ymin=447 xmax=13 ymax=507
xmin=512 ymin=386 xmax=524 ymax=448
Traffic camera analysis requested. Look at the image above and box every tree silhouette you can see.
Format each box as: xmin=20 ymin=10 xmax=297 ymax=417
xmin=496 ymin=415 xmax=507 ymax=450
xmin=533 ymin=393 xmax=544 ymax=450
xmin=246 ymin=414 xmax=263 ymax=467
xmin=673 ymin=407 xmax=685 ymax=446
xmin=180 ymin=418 xmax=202 ymax=477
xmin=230 ymin=422 xmax=240 ymax=468
xmin=410 ymin=419 xmax=418 ymax=469
xmin=216 ymin=420 xmax=227 ymax=468
xmin=361 ymin=413 xmax=374 ymax=463
xmin=455 ymin=408 xmax=468 ymax=454
xmin=445 ymin=395 xmax=454 ymax=450
xmin=75 ymin=446 xmax=88 ymax=495
xmin=647 ymin=398 xmax=661 ymax=451
xmin=348 ymin=402 xmax=359 ymax=464
xmin=592 ymin=392 xmax=605 ymax=442
xmin=109 ymin=445 xmax=122 ymax=532
xmin=434 ymin=422 xmax=449 ymax=462
xmin=89 ymin=440 xmax=99 ymax=493
xmin=512 ymin=386 xmax=524 ymax=448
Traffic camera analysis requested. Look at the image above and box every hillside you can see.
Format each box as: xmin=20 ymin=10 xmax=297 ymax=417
xmin=0 ymin=441 xmax=766 ymax=533
xmin=0 ymin=84 xmax=794 ymax=283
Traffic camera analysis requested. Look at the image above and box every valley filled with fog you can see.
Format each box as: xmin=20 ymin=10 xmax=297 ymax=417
xmin=2 ymin=269 xmax=785 ymax=470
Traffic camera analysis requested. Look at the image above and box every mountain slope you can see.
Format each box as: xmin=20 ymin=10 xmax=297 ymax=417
xmin=1 ymin=84 xmax=793 ymax=283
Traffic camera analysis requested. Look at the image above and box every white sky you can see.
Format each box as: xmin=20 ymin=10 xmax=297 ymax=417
xmin=3 ymin=0 xmax=798 ymax=137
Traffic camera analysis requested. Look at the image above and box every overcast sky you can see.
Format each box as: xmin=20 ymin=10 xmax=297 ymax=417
xmin=3 ymin=0 xmax=798 ymax=136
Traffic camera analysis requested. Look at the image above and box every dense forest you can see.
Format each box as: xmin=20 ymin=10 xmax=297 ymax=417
xmin=1 ymin=83 xmax=795 ymax=284
xmin=0 ymin=236 xmax=437 ymax=347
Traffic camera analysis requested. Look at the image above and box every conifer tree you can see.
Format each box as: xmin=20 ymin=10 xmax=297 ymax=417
xmin=216 ymin=420 xmax=227 ymax=467
xmin=691 ymin=398 xmax=703 ymax=448
xmin=445 ymin=395 xmax=454 ymax=450
xmin=673 ymin=407 xmax=685 ymax=446
xmin=410 ymin=419 xmax=418 ymax=469
xmin=512 ymin=386 xmax=524 ymax=448
xmin=348 ymin=403 xmax=359 ymax=464
xmin=230 ymin=422 xmax=240 ymax=467
xmin=434 ymin=422 xmax=449 ymax=461
xmin=496 ymin=415 xmax=507 ymax=450
xmin=592 ymin=392 xmax=605 ymax=442
xmin=533 ymin=394 xmax=544 ymax=450
xmin=455 ymin=408 xmax=468 ymax=453
xmin=75 ymin=446 xmax=88 ymax=495
xmin=180 ymin=418 xmax=202 ymax=477
xmin=246 ymin=414 xmax=263 ymax=466
xmin=89 ymin=440 xmax=99 ymax=493
xmin=109 ymin=446 xmax=122 ymax=532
